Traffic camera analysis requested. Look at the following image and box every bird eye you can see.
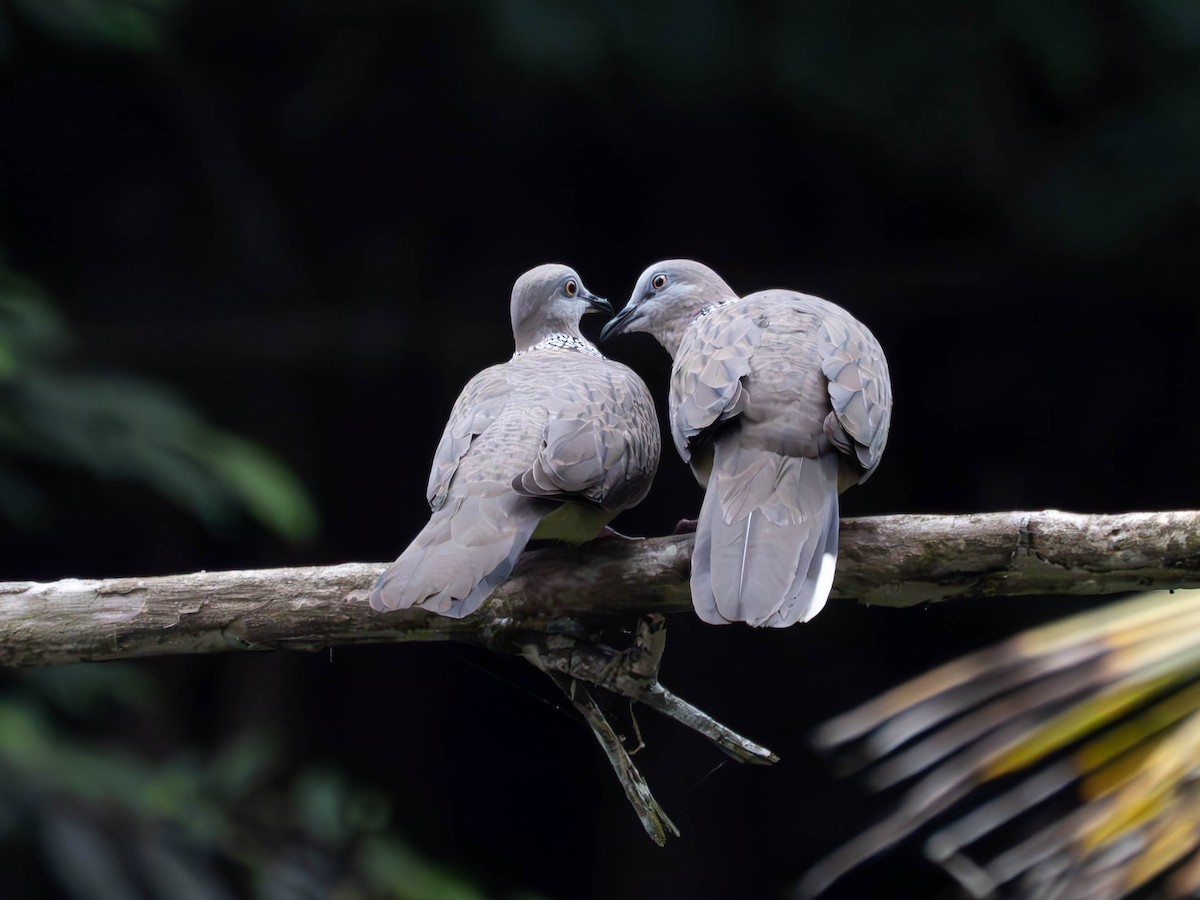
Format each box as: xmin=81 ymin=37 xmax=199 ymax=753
xmin=651 ymin=273 xmax=668 ymax=290
xmin=565 ymin=279 xmax=578 ymax=297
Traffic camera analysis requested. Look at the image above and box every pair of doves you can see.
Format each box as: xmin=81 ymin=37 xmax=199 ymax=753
xmin=370 ymin=260 xmax=892 ymax=628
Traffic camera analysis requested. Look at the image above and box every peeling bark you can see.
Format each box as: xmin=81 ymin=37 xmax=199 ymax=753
xmin=6 ymin=509 xmax=1198 ymax=844
xmin=3 ymin=510 xmax=1199 ymax=669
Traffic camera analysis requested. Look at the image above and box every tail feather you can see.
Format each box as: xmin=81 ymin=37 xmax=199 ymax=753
xmin=370 ymin=490 xmax=545 ymax=618
xmin=690 ymin=499 xmax=727 ymax=625
xmin=691 ymin=439 xmax=840 ymax=628
xmin=707 ymin=501 xmax=809 ymax=626
xmin=768 ymin=490 xmax=839 ymax=626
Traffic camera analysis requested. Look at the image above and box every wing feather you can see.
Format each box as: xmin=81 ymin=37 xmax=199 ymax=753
xmin=511 ymin=356 xmax=660 ymax=513
xmin=669 ymin=306 xmax=763 ymax=460
xmin=818 ymin=312 xmax=892 ymax=480
xmin=425 ymin=363 xmax=513 ymax=509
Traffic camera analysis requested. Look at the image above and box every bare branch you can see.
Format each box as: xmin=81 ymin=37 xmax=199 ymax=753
xmin=4 ymin=510 xmax=1199 ymax=669
xmin=6 ymin=509 xmax=1199 ymax=844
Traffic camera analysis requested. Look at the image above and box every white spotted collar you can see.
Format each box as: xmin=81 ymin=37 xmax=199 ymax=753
xmin=512 ymin=333 xmax=602 ymax=359
xmin=699 ymin=297 xmax=739 ymax=318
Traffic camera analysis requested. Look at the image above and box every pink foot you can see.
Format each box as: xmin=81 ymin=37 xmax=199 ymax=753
xmin=673 ymin=518 xmax=698 ymax=534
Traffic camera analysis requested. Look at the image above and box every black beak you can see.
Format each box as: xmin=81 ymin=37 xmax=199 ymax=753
xmin=580 ymin=288 xmax=613 ymax=317
xmin=599 ymin=302 xmax=640 ymax=342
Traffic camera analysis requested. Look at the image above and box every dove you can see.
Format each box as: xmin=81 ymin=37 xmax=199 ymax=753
xmin=371 ymin=264 xmax=661 ymax=618
xmin=600 ymin=260 xmax=890 ymax=628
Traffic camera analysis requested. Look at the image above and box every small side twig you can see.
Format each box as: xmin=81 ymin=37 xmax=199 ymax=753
xmin=521 ymin=615 xmax=778 ymax=765
xmin=521 ymin=614 xmax=777 ymax=840
xmin=637 ymin=682 xmax=779 ymax=765
xmin=544 ymin=670 xmax=680 ymax=846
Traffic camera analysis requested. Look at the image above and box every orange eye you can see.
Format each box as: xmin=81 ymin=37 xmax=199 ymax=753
xmin=565 ymin=279 xmax=578 ymax=297
xmin=651 ymin=273 xmax=668 ymax=290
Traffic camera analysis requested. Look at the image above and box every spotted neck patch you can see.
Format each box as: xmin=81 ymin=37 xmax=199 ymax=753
xmin=512 ymin=333 xmax=602 ymax=359
xmin=700 ymin=297 xmax=740 ymax=318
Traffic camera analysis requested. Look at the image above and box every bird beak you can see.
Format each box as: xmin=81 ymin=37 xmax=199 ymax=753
xmin=581 ymin=288 xmax=613 ymax=317
xmin=599 ymin=302 xmax=640 ymax=342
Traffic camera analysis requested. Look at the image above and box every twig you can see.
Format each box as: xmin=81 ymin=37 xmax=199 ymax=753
xmin=543 ymin=670 xmax=680 ymax=846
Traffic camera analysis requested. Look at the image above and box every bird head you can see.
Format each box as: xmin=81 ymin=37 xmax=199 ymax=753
xmin=510 ymin=264 xmax=611 ymax=352
xmin=600 ymin=259 xmax=738 ymax=357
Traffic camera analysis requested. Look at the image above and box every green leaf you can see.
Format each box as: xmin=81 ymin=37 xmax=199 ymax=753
xmin=8 ymin=0 xmax=179 ymax=53
xmin=2 ymin=366 xmax=318 ymax=541
xmin=0 ymin=702 xmax=51 ymax=759
xmin=207 ymin=734 xmax=277 ymax=801
xmin=0 ymin=273 xmax=71 ymax=360
xmin=197 ymin=434 xmax=319 ymax=543
xmin=0 ymin=340 xmax=17 ymax=380
xmin=360 ymin=834 xmax=490 ymax=900
xmin=294 ymin=767 xmax=352 ymax=847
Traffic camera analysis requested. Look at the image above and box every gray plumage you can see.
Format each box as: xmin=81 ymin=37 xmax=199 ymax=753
xmin=371 ymin=264 xmax=660 ymax=617
xmin=601 ymin=260 xmax=890 ymax=628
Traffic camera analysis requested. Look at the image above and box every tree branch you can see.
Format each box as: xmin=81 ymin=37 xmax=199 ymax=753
xmin=4 ymin=510 xmax=1199 ymax=669
xmin=7 ymin=509 xmax=1199 ymax=845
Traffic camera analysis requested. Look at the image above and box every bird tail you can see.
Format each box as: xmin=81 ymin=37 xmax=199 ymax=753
xmin=691 ymin=438 xmax=839 ymax=628
xmin=370 ymin=488 xmax=546 ymax=618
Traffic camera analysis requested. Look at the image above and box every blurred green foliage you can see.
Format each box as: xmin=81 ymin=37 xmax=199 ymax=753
xmin=0 ymin=0 xmax=176 ymax=56
xmin=0 ymin=268 xmax=317 ymax=539
xmin=0 ymin=0 xmax=1194 ymax=898
xmin=0 ymin=0 xmax=318 ymax=541
xmin=0 ymin=664 xmax=499 ymax=900
xmin=0 ymin=4 xmax=460 ymax=897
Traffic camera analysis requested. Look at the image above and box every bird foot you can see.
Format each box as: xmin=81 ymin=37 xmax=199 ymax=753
xmin=672 ymin=518 xmax=699 ymax=534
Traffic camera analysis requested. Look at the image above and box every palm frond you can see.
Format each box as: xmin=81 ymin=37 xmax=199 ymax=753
xmin=803 ymin=589 xmax=1200 ymax=899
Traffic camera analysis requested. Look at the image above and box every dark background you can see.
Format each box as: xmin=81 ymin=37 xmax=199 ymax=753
xmin=1 ymin=1 xmax=1198 ymax=897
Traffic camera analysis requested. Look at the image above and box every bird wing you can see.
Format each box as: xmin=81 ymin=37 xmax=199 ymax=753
xmin=680 ymin=295 xmax=843 ymax=627
xmin=374 ymin=359 xmax=552 ymax=616
xmin=669 ymin=304 xmax=764 ymax=462
xmin=511 ymin=353 xmax=660 ymax=514
xmin=425 ymin=362 xmax=513 ymax=510
xmin=817 ymin=306 xmax=892 ymax=482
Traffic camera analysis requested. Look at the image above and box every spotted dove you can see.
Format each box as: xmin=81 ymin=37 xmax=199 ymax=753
xmin=601 ymin=259 xmax=890 ymax=627
xmin=371 ymin=264 xmax=661 ymax=617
